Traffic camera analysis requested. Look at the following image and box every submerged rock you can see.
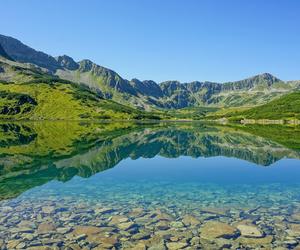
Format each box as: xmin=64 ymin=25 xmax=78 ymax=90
xmin=288 ymin=224 xmax=300 ymax=237
xmin=166 ymin=241 xmax=188 ymax=249
xmin=237 ymin=224 xmax=263 ymax=238
xmin=42 ymin=206 xmax=55 ymax=214
xmin=291 ymin=213 xmax=300 ymax=222
xmin=118 ymin=221 xmax=136 ymax=231
xmin=170 ymin=221 xmax=184 ymax=228
xmin=182 ymin=215 xmax=201 ymax=226
xmin=236 ymin=235 xmax=273 ymax=246
xmin=109 ymin=215 xmax=129 ymax=224
xmin=94 ymin=207 xmax=114 ymax=215
xmin=72 ymin=226 xmax=102 ymax=236
xmin=132 ymin=242 xmax=147 ymax=250
xmin=37 ymin=222 xmax=56 ymax=234
xmin=200 ymin=221 xmax=239 ymax=240
xmin=87 ymin=235 xmax=118 ymax=248
xmin=128 ymin=208 xmax=146 ymax=217
xmin=7 ymin=240 xmax=21 ymax=249
xmin=131 ymin=232 xmax=151 ymax=240
xmin=144 ymin=235 xmax=166 ymax=249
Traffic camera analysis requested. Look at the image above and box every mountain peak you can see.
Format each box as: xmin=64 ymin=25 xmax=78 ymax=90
xmin=251 ymin=72 xmax=282 ymax=85
xmin=255 ymin=72 xmax=279 ymax=80
xmin=0 ymin=34 xmax=60 ymax=71
xmin=56 ymin=55 xmax=79 ymax=70
xmin=78 ymin=59 xmax=95 ymax=72
xmin=260 ymin=72 xmax=274 ymax=77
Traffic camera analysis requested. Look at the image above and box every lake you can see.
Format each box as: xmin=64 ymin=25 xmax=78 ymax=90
xmin=0 ymin=121 xmax=300 ymax=249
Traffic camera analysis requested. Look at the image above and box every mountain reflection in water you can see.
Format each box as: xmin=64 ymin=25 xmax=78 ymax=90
xmin=0 ymin=121 xmax=299 ymax=200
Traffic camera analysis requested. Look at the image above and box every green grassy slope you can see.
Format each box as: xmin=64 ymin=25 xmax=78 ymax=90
xmin=0 ymin=60 xmax=165 ymax=120
xmin=234 ymin=92 xmax=300 ymax=120
xmin=206 ymin=92 xmax=300 ymax=121
xmin=0 ymin=81 xmax=164 ymax=120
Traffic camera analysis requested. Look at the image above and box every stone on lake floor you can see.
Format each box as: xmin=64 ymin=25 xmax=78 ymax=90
xmin=56 ymin=227 xmax=72 ymax=234
xmin=236 ymin=235 xmax=273 ymax=246
xmin=94 ymin=207 xmax=114 ymax=214
xmin=7 ymin=240 xmax=21 ymax=249
xmin=87 ymin=235 xmax=118 ymax=247
xmin=190 ymin=236 xmax=200 ymax=245
xmin=37 ymin=222 xmax=56 ymax=234
xmin=288 ymin=223 xmax=300 ymax=237
xmin=16 ymin=242 xmax=26 ymax=249
xmin=144 ymin=235 xmax=166 ymax=249
xmin=130 ymin=242 xmax=147 ymax=250
xmin=26 ymin=247 xmax=54 ymax=250
xmin=72 ymin=225 xmax=102 ymax=236
xmin=42 ymin=206 xmax=55 ymax=214
xmin=131 ymin=232 xmax=151 ymax=240
xmin=1 ymin=206 xmax=13 ymax=213
xmin=200 ymin=221 xmax=239 ymax=240
xmin=18 ymin=220 xmax=36 ymax=229
xmin=155 ymin=220 xmax=170 ymax=230
xmin=74 ymin=234 xmax=86 ymax=241
xmin=62 ymin=244 xmax=81 ymax=250
xmin=109 ymin=215 xmax=129 ymax=224
xmin=118 ymin=221 xmax=136 ymax=230
xmin=200 ymin=207 xmax=228 ymax=216
xmin=154 ymin=212 xmax=174 ymax=221
xmin=10 ymin=227 xmax=34 ymax=234
xmin=182 ymin=215 xmax=201 ymax=226
xmin=166 ymin=241 xmax=188 ymax=249
xmin=291 ymin=213 xmax=300 ymax=222
xmin=169 ymin=221 xmax=184 ymax=228
xmin=237 ymin=224 xmax=263 ymax=238
xmin=128 ymin=208 xmax=146 ymax=217
xmin=148 ymin=244 xmax=166 ymax=250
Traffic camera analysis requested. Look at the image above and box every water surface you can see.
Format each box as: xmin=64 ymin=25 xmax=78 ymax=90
xmin=0 ymin=122 xmax=300 ymax=249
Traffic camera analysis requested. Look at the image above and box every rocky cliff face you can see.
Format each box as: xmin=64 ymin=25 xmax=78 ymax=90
xmin=129 ymin=79 xmax=163 ymax=98
xmin=77 ymin=59 xmax=137 ymax=96
xmin=55 ymin=55 xmax=79 ymax=70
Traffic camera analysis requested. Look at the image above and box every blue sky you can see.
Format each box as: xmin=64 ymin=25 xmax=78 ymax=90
xmin=1 ymin=0 xmax=300 ymax=82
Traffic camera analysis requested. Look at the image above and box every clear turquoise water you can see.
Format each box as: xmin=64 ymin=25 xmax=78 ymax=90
xmin=1 ymin=122 xmax=300 ymax=249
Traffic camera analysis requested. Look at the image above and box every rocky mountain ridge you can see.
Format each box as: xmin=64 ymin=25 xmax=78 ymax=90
xmin=1 ymin=34 xmax=299 ymax=110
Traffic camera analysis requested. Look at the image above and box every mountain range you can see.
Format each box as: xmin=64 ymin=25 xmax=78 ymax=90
xmin=0 ymin=34 xmax=299 ymax=120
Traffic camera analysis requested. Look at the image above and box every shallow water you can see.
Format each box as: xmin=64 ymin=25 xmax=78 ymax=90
xmin=0 ymin=122 xmax=300 ymax=249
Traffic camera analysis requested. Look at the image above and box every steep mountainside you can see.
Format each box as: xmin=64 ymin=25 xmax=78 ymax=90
xmin=57 ymin=62 xmax=297 ymax=109
xmin=0 ymin=44 xmax=13 ymax=61
xmin=0 ymin=59 xmax=162 ymax=120
xmin=56 ymin=60 xmax=157 ymax=110
xmin=0 ymin=34 xmax=299 ymax=111
xmin=0 ymin=34 xmax=61 ymax=72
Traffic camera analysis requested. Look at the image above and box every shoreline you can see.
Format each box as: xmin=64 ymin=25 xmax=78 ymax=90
xmin=0 ymin=118 xmax=300 ymax=126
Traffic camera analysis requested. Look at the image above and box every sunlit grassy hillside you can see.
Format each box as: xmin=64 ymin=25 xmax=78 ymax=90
xmin=0 ymin=59 xmax=166 ymax=120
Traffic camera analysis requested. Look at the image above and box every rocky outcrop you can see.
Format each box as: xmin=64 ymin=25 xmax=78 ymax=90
xmin=78 ymin=59 xmax=137 ymax=95
xmin=55 ymin=55 xmax=79 ymax=70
